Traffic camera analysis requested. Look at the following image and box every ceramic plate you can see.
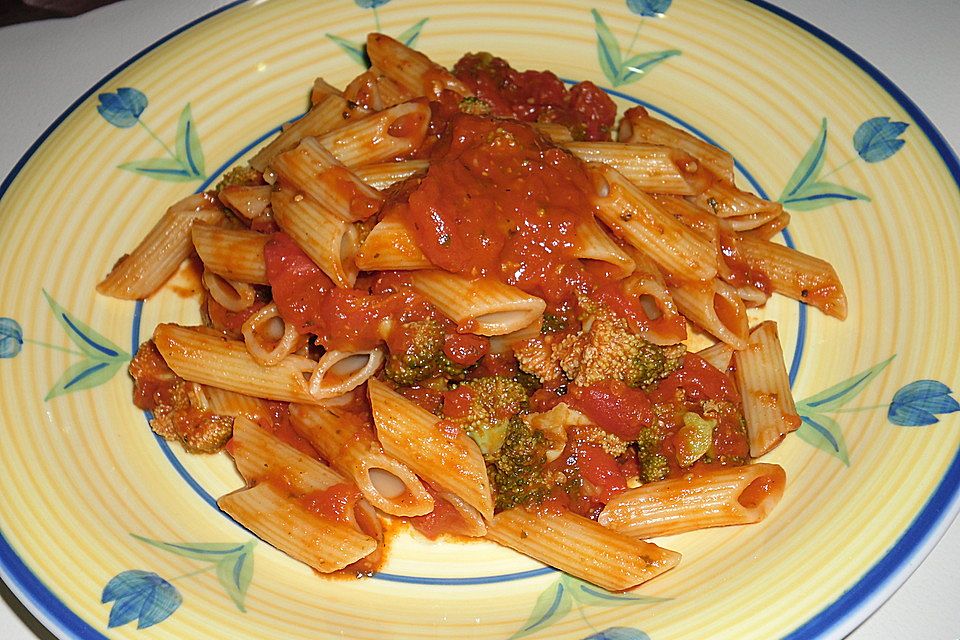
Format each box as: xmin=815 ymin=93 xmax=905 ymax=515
xmin=1 ymin=1 xmax=959 ymax=638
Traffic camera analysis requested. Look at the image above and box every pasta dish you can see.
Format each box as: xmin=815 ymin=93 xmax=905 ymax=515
xmin=97 ymin=34 xmax=845 ymax=590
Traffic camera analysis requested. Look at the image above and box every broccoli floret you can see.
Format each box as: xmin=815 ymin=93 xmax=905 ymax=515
xmin=675 ymin=412 xmax=717 ymax=468
xmin=215 ymin=165 xmax=263 ymax=191
xmin=555 ymin=305 xmax=684 ymax=389
xmin=447 ymin=376 xmax=529 ymax=457
xmin=459 ymin=96 xmax=492 ymax=116
xmin=384 ymin=319 xmax=468 ymax=386
xmin=489 ymin=417 xmax=553 ymax=511
xmin=636 ymin=425 xmax=668 ymax=483
xmin=540 ymin=313 xmax=567 ymax=334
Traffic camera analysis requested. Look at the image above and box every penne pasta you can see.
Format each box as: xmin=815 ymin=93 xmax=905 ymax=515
xmin=218 ymin=185 xmax=272 ymax=221
xmin=191 ymin=224 xmax=269 ymax=285
xmin=565 ymin=141 xmax=699 ymax=195
xmin=241 ymin=303 xmax=307 ymax=366
xmin=353 ymin=159 xmax=429 ymax=191
xmin=307 ymin=348 xmax=384 ymax=400
xmin=574 ymin=217 xmax=636 ymax=279
xmin=668 ymin=277 xmax=749 ymax=350
xmin=486 ymin=507 xmax=680 ymax=591
xmin=316 ymin=100 xmax=431 ymax=169
xmin=597 ymin=463 xmax=787 ymax=538
xmin=354 ymin=212 xmax=432 ymax=271
xmin=366 ymin=33 xmax=473 ymax=100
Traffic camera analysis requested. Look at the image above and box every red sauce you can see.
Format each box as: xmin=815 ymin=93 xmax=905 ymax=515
xmin=650 ymin=353 xmax=740 ymax=405
xmin=206 ymin=297 xmax=265 ymax=334
xmin=443 ymin=333 xmax=489 ymax=366
xmin=452 ymin=53 xmax=617 ymax=141
xmin=301 ymin=482 xmax=363 ymax=526
xmin=565 ymin=380 xmax=655 ymax=441
xmin=406 ymin=486 xmax=470 ymax=540
xmin=318 ymin=166 xmax=381 ymax=220
xmin=263 ymin=232 xmax=334 ymax=334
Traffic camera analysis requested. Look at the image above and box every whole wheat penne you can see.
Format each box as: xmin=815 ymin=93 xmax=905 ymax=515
xmin=271 ymin=186 xmax=359 ymax=287
xmin=734 ymin=321 xmax=801 ymax=457
xmin=192 ymin=224 xmax=269 ymax=285
xmin=218 ymin=185 xmax=272 ymax=221
xmin=574 ymin=217 xmax=636 ymax=279
xmin=355 ymin=212 xmax=432 ymax=271
xmin=308 ymin=348 xmax=384 ymax=400
xmin=618 ymin=106 xmax=735 ymax=182
xmin=486 ymin=507 xmax=680 ymax=591
xmin=368 ymin=379 xmax=494 ymax=520
xmin=241 ymin=303 xmax=307 ymax=366
xmin=289 ymin=404 xmax=435 ymax=517
xmin=668 ymin=277 xmax=749 ymax=350
xmin=598 ymin=463 xmax=787 ymax=538
xmin=97 ymin=193 xmax=223 ymax=299
xmin=408 ymin=270 xmax=546 ymax=336
xmin=737 ymin=236 xmax=847 ymax=319
xmin=354 ymin=159 xmax=430 ymax=191
xmin=366 ymin=33 xmax=473 ymax=100
xmin=316 ymin=100 xmax=431 ymax=169
xmin=271 ymin=137 xmax=383 ymax=222
xmin=249 ymin=93 xmax=364 ymax=172
xmin=590 ymin=164 xmax=717 ymax=282
xmin=565 ymin=142 xmax=699 ymax=195
xmin=153 ymin=324 xmax=318 ymax=404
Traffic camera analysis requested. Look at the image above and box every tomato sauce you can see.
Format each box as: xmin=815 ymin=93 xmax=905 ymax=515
xmin=452 ymin=53 xmax=617 ymax=141
xmin=565 ymin=380 xmax=655 ymax=441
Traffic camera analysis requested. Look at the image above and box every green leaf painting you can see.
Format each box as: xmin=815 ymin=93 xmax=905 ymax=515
xmin=591 ymin=8 xmax=679 ymax=87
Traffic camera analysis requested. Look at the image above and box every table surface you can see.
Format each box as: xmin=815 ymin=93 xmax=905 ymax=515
xmin=0 ymin=1 xmax=957 ymax=638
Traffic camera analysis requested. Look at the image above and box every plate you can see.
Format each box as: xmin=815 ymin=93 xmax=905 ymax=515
xmin=1 ymin=1 xmax=959 ymax=638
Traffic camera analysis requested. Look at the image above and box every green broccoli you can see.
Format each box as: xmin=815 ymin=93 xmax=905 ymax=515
xmin=384 ymin=319 xmax=468 ymax=386
xmin=215 ymin=164 xmax=263 ymax=191
xmin=635 ymin=425 xmax=669 ymax=483
xmin=489 ymin=417 xmax=554 ymax=511
xmin=556 ymin=307 xmax=685 ymax=390
xmin=445 ymin=376 xmax=529 ymax=457
xmin=459 ymin=96 xmax=492 ymax=116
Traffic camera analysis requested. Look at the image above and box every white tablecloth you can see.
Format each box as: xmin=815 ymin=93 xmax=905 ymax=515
xmin=1 ymin=1 xmax=957 ymax=638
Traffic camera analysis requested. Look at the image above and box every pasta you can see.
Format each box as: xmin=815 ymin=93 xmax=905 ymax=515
xmin=102 ymin=34 xmax=847 ymax=590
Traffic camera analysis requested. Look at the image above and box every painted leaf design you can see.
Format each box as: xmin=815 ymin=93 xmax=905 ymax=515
xmin=853 ymin=117 xmax=909 ymax=163
xmin=796 ymin=413 xmax=850 ymax=465
xmin=0 ymin=317 xmax=23 ymax=358
xmin=132 ymin=535 xmax=251 ymax=562
xmin=562 ymin=574 xmax=669 ymax=607
xmin=779 ymin=180 xmax=869 ymax=211
xmin=509 ymin=579 xmax=572 ymax=640
xmin=778 ymin=118 xmax=828 ymax=203
xmin=355 ymin=0 xmax=391 ymax=7
xmin=326 ymin=33 xmax=368 ymax=66
xmin=174 ymin=103 xmax=206 ymax=179
xmin=96 ymin=87 xmax=147 ymax=128
xmin=45 ymin=358 xmax=126 ymax=400
xmin=626 ymin=0 xmax=672 ymax=17
xmin=397 ymin=18 xmax=428 ymax=47
xmin=117 ymin=158 xmax=196 ymax=181
xmin=592 ymin=9 xmax=623 ymax=87
xmin=42 ymin=290 xmax=128 ymax=362
xmin=101 ymin=570 xmax=181 ymax=629
xmin=214 ymin=542 xmax=256 ymax=612
xmin=796 ymin=356 xmax=895 ymax=414
xmin=583 ymin=627 xmax=651 ymax=640
xmin=617 ymin=50 xmax=681 ymax=86
xmin=888 ymin=380 xmax=960 ymax=426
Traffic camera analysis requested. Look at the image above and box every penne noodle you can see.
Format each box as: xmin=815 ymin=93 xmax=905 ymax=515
xmin=353 ymin=159 xmax=429 ymax=191
xmin=486 ymin=507 xmax=680 ymax=591
xmin=316 ymin=101 xmax=431 ymax=169
xmin=590 ymin=164 xmax=718 ymax=282
xmin=739 ymin=211 xmax=791 ymax=241
xmin=271 ymin=137 xmax=383 ymax=222
xmin=218 ymin=185 xmax=272 ymax=221
xmin=310 ymin=77 xmax=343 ymax=106
xmin=668 ymin=277 xmax=749 ymax=350
xmin=734 ymin=321 xmax=801 ymax=457
xmin=193 ymin=384 xmax=271 ymax=422
xmin=354 ymin=212 xmax=432 ymax=271
xmin=408 ymin=270 xmax=546 ymax=336
xmin=343 ymin=65 xmax=416 ymax=111
xmin=308 ymin=348 xmax=385 ymax=400
xmin=191 ymin=224 xmax=269 ymax=285
xmin=201 ymin=269 xmax=257 ymax=312
xmin=597 ymin=463 xmax=787 ymax=538
xmin=289 ymin=404 xmax=435 ymax=517
xmin=249 ymin=93 xmax=364 ymax=172
xmin=619 ymin=247 xmax=687 ymax=345
xmin=434 ymin=491 xmax=487 ymax=538
xmin=368 ymin=379 xmax=494 ymax=520
xmin=97 ymin=193 xmax=223 ymax=299
xmin=618 ymin=106 xmax=735 ymax=182
xmin=532 ymin=122 xmax=574 ymax=144
xmin=737 ymin=236 xmax=847 ymax=319
xmin=271 ymin=186 xmax=359 ymax=288
xmin=695 ymin=341 xmax=735 ymax=372
xmin=574 ymin=217 xmax=636 ymax=279
xmin=721 ymin=208 xmax=789 ymax=234
xmin=565 ymin=141 xmax=699 ymax=195
xmin=487 ymin=318 xmax=543 ymax=356
xmin=366 ymin=33 xmax=473 ymax=100
xmin=153 ymin=323 xmax=318 ymax=404
xmin=241 ymin=303 xmax=307 ymax=366
xmin=691 ymin=177 xmax=784 ymax=220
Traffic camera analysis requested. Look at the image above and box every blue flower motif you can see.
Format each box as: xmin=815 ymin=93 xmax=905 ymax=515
xmin=853 ymin=116 xmax=909 ymax=163
xmin=888 ymin=380 xmax=960 ymax=426
xmin=101 ymin=570 xmax=182 ymax=629
xmin=0 ymin=317 xmax=23 ymax=358
xmin=96 ymin=88 xmax=148 ymax=128
xmin=627 ymin=0 xmax=672 ymax=17
xmin=583 ymin=628 xmax=651 ymax=640
xmin=355 ymin=0 xmax=391 ymax=8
